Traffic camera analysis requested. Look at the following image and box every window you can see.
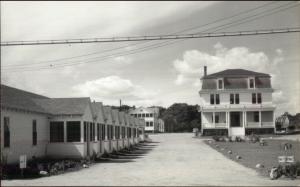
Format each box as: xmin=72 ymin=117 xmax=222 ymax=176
xmin=67 ymin=121 xmax=81 ymax=142
xmin=149 ymin=113 xmax=153 ymax=117
xmin=138 ymin=114 xmax=141 ymax=117
xmin=122 ymin=127 xmax=125 ymax=138
xmin=230 ymin=94 xmax=234 ymax=104
xmin=215 ymin=115 xmax=219 ymax=123
xmin=210 ymin=94 xmax=215 ymax=105
xmin=127 ymin=127 xmax=131 ymax=138
xmin=257 ymin=93 xmax=262 ymax=104
xmin=134 ymin=114 xmax=137 ymax=117
xmin=84 ymin=122 xmax=88 ymax=142
xmin=254 ymin=112 xmax=260 ymax=122
xmin=97 ymin=123 xmax=100 ymax=141
xmin=50 ymin=121 xmax=64 ymax=142
xmin=218 ymin=79 xmax=223 ymax=89
xmin=252 ymin=93 xmax=257 ymax=104
xmin=216 ymin=94 xmax=220 ymax=104
xmin=146 ymin=113 xmax=149 ymax=117
xmin=235 ymin=94 xmax=239 ymax=104
xmin=146 ymin=122 xmax=149 ymax=127
xmin=142 ymin=113 xmax=145 ymax=117
xmin=32 ymin=120 xmax=37 ymax=146
xmin=4 ymin=117 xmax=10 ymax=148
xmin=89 ymin=123 xmax=94 ymax=141
xmin=101 ymin=124 xmax=106 ymax=140
xmin=150 ymin=122 xmax=153 ymax=127
xmin=249 ymin=78 xmax=254 ymax=88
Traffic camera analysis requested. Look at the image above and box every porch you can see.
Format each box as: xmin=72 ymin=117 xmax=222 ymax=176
xmin=201 ymin=110 xmax=274 ymax=130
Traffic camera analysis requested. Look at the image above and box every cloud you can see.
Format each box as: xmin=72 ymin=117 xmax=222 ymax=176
xmin=172 ymin=43 xmax=300 ymax=115
xmin=72 ymin=76 xmax=159 ymax=106
xmin=173 ymin=43 xmax=279 ymax=87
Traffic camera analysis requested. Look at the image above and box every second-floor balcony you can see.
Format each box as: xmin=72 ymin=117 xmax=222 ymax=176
xmin=198 ymin=104 xmax=275 ymax=111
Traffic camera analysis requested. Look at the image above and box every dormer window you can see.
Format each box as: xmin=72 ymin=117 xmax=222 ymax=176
xmin=218 ymin=79 xmax=223 ymax=89
xmin=249 ymin=78 xmax=255 ymax=89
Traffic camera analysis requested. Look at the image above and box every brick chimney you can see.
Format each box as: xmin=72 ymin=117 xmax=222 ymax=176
xmin=204 ymin=66 xmax=207 ymax=76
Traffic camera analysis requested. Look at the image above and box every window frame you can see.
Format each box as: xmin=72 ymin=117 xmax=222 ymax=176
xmin=257 ymin=93 xmax=262 ymax=104
xmin=50 ymin=121 xmax=64 ymax=143
xmin=249 ymin=77 xmax=255 ymax=89
xmin=66 ymin=121 xmax=81 ymax=142
xmin=210 ymin=94 xmax=215 ymax=105
xmin=230 ymin=94 xmax=234 ymax=104
xmin=235 ymin=94 xmax=240 ymax=104
xmin=217 ymin=79 xmax=224 ymax=90
xmin=4 ymin=117 xmax=10 ymax=148
xmin=216 ymin=94 xmax=220 ymax=105
xmin=32 ymin=119 xmax=37 ymax=146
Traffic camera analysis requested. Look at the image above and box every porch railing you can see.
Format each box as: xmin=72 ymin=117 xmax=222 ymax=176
xmin=203 ymin=123 xmax=227 ymax=128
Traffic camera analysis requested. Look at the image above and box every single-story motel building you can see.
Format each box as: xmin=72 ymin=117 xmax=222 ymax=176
xmin=1 ymin=85 xmax=145 ymax=164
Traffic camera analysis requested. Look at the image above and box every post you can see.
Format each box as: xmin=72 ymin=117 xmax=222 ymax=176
xmin=259 ymin=111 xmax=262 ymax=127
xmin=80 ymin=121 xmax=84 ymax=143
xmin=63 ymin=121 xmax=67 ymax=142
xmin=213 ymin=112 xmax=215 ymax=127
xmin=245 ymin=111 xmax=247 ymax=127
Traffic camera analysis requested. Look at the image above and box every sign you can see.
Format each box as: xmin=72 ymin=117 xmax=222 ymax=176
xmin=19 ymin=155 xmax=27 ymax=169
xmin=278 ymin=155 xmax=295 ymax=163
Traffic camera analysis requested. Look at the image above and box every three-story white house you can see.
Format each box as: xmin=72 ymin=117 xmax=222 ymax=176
xmin=199 ymin=67 xmax=276 ymax=137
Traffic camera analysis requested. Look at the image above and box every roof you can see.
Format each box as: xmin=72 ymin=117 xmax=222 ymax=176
xmin=118 ymin=111 xmax=125 ymax=125
xmin=112 ymin=109 xmax=120 ymax=125
xmin=34 ymin=97 xmax=91 ymax=115
xmin=103 ymin=106 xmax=113 ymax=125
xmin=91 ymin=102 xmax=105 ymax=123
xmin=1 ymin=84 xmax=49 ymax=114
xmin=202 ymin=69 xmax=270 ymax=79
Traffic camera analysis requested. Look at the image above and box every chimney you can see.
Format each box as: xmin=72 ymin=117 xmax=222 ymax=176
xmin=120 ymin=99 xmax=122 ymax=108
xmin=204 ymin=66 xmax=207 ymax=76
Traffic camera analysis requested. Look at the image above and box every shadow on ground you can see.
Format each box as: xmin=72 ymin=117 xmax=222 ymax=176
xmin=96 ymin=141 xmax=160 ymax=164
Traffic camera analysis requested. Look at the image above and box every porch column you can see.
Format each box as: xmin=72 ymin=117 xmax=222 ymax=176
xmin=226 ymin=112 xmax=229 ymax=128
xmin=213 ymin=112 xmax=215 ymax=127
xmin=245 ymin=111 xmax=247 ymax=128
xmin=113 ymin=125 xmax=116 ymax=140
xmin=229 ymin=112 xmax=231 ymax=127
xmin=201 ymin=112 xmax=204 ymax=134
xmin=259 ymin=111 xmax=262 ymax=127
xmin=105 ymin=124 xmax=108 ymax=140
xmin=80 ymin=121 xmax=84 ymax=143
xmin=63 ymin=121 xmax=67 ymax=142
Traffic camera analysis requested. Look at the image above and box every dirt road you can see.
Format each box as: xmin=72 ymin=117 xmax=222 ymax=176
xmin=2 ymin=133 xmax=299 ymax=186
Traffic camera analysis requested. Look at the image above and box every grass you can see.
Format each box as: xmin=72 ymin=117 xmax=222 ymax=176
xmin=204 ymin=139 xmax=300 ymax=178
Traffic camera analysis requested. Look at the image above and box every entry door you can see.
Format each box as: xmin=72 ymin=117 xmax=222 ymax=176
xmin=230 ymin=112 xmax=241 ymax=127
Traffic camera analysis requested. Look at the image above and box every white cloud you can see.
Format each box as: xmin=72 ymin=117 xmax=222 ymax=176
xmin=72 ymin=76 xmax=159 ymax=106
xmin=172 ymin=43 xmax=300 ymax=115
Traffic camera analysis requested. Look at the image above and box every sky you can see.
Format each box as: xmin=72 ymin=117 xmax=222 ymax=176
xmin=1 ymin=1 xmax=300 ymax=116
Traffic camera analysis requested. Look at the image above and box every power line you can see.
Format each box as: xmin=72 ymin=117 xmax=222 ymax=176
xmin=3 ymin=27 xmax=299 ymax=72
xmin=2 ymin=1 xmax=288 ymax=68
xmin=2 ymin=27 xmax=298 ymax=47
xmin=3 ymin=2 xmax=299 ymax=72
xmin=0 ymin=1 xmax=289 ymax=47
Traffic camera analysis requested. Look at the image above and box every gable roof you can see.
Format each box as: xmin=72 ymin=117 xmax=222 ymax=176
xmin=118 ymin=111 xmax=125 ymax=125
xmin=202 ymin=69 xmax=270 ymax=79
xmin=1 ymin=84 xmax=49 ymax=114
xmin=91 ymin=102 xmax=105 ymax=123
xmin=33 ymin=97 xmax=91 ymax=115
xmin=103 ymin=106 xmax=113 ymax=125
xmin=112 ymin=109 xmax=120 ymax=125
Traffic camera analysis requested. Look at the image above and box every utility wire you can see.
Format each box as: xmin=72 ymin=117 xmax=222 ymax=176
xmin=1 ymin=1 xmax=284 ymax=68
xmin=3 ymin=2 xmax=299 ymax=72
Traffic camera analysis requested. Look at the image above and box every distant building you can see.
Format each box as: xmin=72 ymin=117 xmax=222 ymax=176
xmin=198 ymin=67 xmax=276 ymax=137
xmin=158 ymin=119 xmax=165 ymax=132
xmin=129 ymin=107 xmax=161 ymax=133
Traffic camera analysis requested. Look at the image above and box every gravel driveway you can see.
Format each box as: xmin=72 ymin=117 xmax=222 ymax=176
xmin=2 ymin=133 xmax=299 ymax=186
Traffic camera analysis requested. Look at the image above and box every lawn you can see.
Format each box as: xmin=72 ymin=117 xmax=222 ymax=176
xmin=204 ymin=138 xmax=300 ymax=179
